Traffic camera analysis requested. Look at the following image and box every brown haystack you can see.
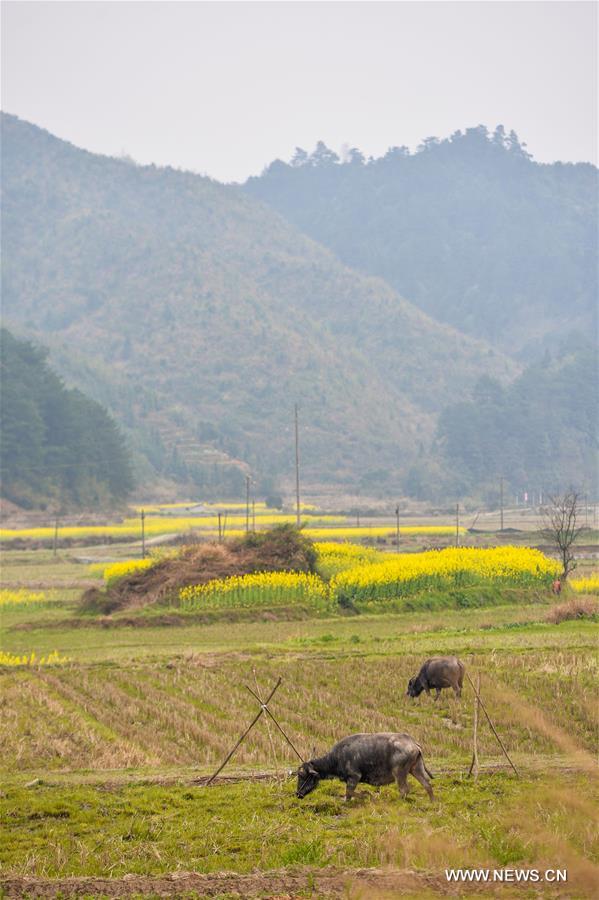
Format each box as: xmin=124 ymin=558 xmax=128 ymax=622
xmin=80 ymin=525 xmax=316 ymax=615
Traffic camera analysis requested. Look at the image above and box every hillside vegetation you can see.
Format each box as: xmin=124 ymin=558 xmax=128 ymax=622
xmin=433 ymin=345 xmax=597 ymax=499
xmin=0 ymin=329 xmax=133 ymax=509
xmin=246 ymin=126 xmax=597 ymax=357
xmin=1 ymin=114 xmax=515 ymax=495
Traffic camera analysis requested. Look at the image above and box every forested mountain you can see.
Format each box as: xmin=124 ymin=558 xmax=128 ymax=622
xmin=245 ymin=126 xmax=598 ymax=357
xmin=1 ymin=113 xmax=516 ymax=496
xmin=403 ymin=343 xmax=597 ymax=502
xmin=0 ymin=329 xmax=133 ymax=508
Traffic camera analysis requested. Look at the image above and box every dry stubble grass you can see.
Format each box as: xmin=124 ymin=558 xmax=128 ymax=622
xmin=1 ymin=646 xmax=596 ymax=775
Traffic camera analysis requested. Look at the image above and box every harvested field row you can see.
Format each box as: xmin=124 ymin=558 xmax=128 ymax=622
xmin=1 ymin=650 xmax=595 ymax=774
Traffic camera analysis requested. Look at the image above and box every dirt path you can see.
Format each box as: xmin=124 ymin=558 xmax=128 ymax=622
xmin=0 ymin=865 xmax=558 ymax=898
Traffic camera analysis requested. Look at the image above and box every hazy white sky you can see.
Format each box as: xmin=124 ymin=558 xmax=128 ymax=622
xmin=1 ymin=1 xmax=597 ymax=181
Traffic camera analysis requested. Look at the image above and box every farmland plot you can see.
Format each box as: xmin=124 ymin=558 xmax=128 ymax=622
xmin=1 ymin=540 xmax=598 ymax=897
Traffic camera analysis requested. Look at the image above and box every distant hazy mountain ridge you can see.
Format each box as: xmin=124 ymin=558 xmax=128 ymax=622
xmin=245 ymin=126 xmax=598 ymax=357
xmin=1 ymin=113 xmax=517 ymax=496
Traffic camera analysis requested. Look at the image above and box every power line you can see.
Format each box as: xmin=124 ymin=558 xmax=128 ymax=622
xmin=294 ymin=404 xmax=301 ymax=528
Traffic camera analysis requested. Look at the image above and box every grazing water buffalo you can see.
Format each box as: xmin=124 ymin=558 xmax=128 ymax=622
xmin=296 ymin=732 xmax=434 ymax=802
xmin=407 ymin=656 xmax=465 ymax=700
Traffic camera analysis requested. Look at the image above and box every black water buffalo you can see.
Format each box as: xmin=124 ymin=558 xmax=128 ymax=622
xmin=296 ymin=732 xmax=434 ymax=802
xmin=407 ymin=656 xmax=465 ymax=700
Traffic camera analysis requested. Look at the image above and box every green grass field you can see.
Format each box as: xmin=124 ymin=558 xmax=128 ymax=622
xmin=1 ymin=541 xmax=598 ymax=898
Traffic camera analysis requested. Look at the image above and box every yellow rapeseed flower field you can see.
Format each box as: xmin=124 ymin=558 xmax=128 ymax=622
xmin=0 ymin=513 xmax=341 ymax=542
xmin=305 ymin=525 xmax=465 ymax=540
xmin=176 ymin=545 xmax=558 ymax=613
xmin=570 ymin=575 xmax=599 ymax=595
xmin=0 ymin=650 xmax=70 ymax=667
xmin=331 ymin=546 xmax=559 ymax=605
xmin=179 ymin=571 xmax=332 ymax=612
xmin=315 ymin=541 xmax=383 ymax=578
xmin=315 ymin=542 xmax=382 ymax=559
xmin=0 ymin=589 xmax=54 ymax=609
xmin=96 ymin=558 xmax=157 ymax=586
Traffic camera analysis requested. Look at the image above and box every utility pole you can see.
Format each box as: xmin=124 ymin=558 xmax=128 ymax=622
xmin=585 ymin=494 xmax=589 ymax=529
xmin=500 ymin=477 xmax=504 ymax=532
xmin=395 ymin=505 xmax=400 ymax=549
xmin=455 ymin=503 xmax=460 ymax=547
xmin=141 ymin=509 xmax=146 ymax=559
xmin=245 ymin=475 xmax=251 ymax=533
xmin=294 ymin=404 xmax=301 ymax=528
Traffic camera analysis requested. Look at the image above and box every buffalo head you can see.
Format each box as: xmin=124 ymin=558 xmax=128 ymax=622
xmin=407 ymin=676 xmax=424 ymax=698
xmin=296 ymin=762 xmax=320 ymax=798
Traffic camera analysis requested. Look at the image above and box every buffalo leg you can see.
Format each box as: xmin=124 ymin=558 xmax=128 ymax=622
xmin=434 ymin=688 xmax=441 ymax=701
xmin=395 ymin=769 xmax=410 ymax=799
xmin=345 ymin=775 xmax=360 ymax=801
xmin=393 ymin=756 xmax=413 ymax=800
xmin=410 ymin=757 xmax=434 ymax=802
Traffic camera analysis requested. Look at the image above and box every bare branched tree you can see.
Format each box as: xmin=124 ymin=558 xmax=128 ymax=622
xmin=541 ymin=491 xmax=584 ymax=579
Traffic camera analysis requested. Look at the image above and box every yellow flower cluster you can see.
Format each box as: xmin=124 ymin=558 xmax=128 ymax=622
xmin=570 ymin=575 xmax=599 ymax=595
xmin=331 ymin=546 xmax=560 ymax=605
xmin=315 ymin=542 xmax=382 ymax=559
xmin=0 ymin=513 xmax=340 ymax=542
xmin=179 ymin=571 xmax=332 ymax=611
xmin=0 ymin=650 xmax=70 ymax=667
xmin=315 ymin=542 xmax=383 ymax=578
xmin=90 ymin=558 xmax=156 ymax=586
xmin=304 ymin=525 xmax=465 ymax=540
xmin=0 ymin=589 xmax=48 ymax=608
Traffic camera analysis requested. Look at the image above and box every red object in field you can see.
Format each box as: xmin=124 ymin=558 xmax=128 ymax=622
xmin=552 ymin=579 xmax=562 ymax=595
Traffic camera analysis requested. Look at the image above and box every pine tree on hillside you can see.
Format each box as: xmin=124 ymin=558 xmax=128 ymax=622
xmin=0 ymin=328 xmax=133 ymax=508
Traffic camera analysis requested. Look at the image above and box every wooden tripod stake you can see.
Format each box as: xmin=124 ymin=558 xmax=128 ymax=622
xmin=466 ymin=671 xmax=519 ymax=777
xmin=468 ymin=673 xmax=481 ymax=779
xmin=206 ymin=677 xmax=304 ymax=786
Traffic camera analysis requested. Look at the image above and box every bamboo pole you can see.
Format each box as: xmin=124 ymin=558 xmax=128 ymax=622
xmin=465 ymin=671 xmax=519 ymax=776
xmin=205 ymin=678 xmax=282 ymax=785
xmin=468 ymin=672 xmax=481 ymax=778
xmin=245 ymin=684 xmax=305 ymax=763
xmin=253 ymin=669 xmax=279 ymax=774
